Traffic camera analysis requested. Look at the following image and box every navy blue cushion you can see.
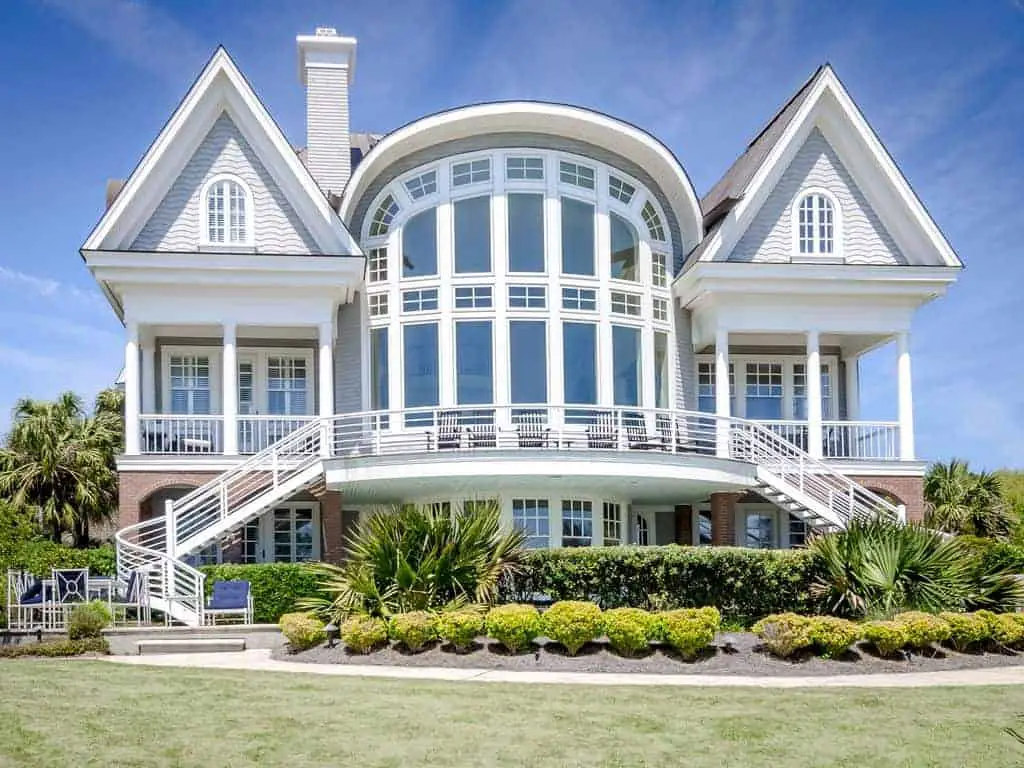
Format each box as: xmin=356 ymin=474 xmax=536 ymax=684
xmin=208 ymin=580 xmax=249 ymax=610
xmin=19 ymin=578 xmax=42 ymax=605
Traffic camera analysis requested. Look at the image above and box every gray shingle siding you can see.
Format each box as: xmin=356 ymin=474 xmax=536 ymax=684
xmin=305 ymin=67 xmax=351 ymax=196
xmin=132 ymin=112 xmax=319 ymax=253
xmin=334 ymin=299 xmax=363 ymax=414
xmin=346 ymin=133 xmax=686 ymax=269
xmin=673 ymin=304 xmax=697 ymax=411
xmin=723 ymin=128 xmax=905 ymax=265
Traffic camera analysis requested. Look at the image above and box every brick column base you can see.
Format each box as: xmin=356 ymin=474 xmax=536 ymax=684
xmin=674 ymin=505 xmax=693 ymax=545
xmin=320 ymin=491 xmax=344 ymax=564
xmin=710 ymin=492 xmax=740 ymax=546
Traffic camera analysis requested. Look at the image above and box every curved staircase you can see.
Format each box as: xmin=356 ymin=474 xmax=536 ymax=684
xmin=116 ymin=410 xmax=901 ymax=626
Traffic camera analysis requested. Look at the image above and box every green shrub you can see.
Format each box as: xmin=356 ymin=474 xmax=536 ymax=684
xmin=752 ymin=613 xmax=814 ymax=659
xmin=991 ymin=613 xmax=1024 ymax=648
xmin=0 ymin=638 xmax=108 ymax=658
xmin=501 ymin=546 xmax=822 ymax=622
xmin=435 ymin=609 xmax=484 ymax=652
xmin=484 ymin=604 xmax=541 ymax=653
xmin=602 ymin=607 xmax=656 ymax=657
xmin=388 ymin=611 xmax=438 ymax=653
xmin=808 ymin=616 xmax=860 ymax=658
xmin=939 ymin=612 xmax=991 ymax=652
xmin=892 ymin=611 xmax=951 ymax=651
xmin=200 ymin=563 xmax=321 ymax=624
xmin=279 ymin=612 xmax=326 ymax=651
xmin=657 ymin=607 xmax=720 ymax=660
xmin=861 ymin=621 xmax=908 ymax=656
xmin=541 ymin=601 xmax=602 ymax=656
xmin=340 ymin=615 xmax=388 ymax=654
xmin=67 ymin=600 xmax=111 ymax=640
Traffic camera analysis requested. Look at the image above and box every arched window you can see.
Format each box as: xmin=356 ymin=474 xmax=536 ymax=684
xmin=204 ymin=176 xmax=250 ymax=245
xmin=609 ymin=212 xmax=638 ymax=281
xmin=796 ymin=193 xmax=835 ymax=255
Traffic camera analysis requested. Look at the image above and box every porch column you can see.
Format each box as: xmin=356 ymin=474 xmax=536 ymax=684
xmin=844 ymin=354 xmax=860 ymax=421
xmin=141 ymin=331 xmax=156 ymax=414
xmin=222 ymin=322 xmax=238 ymax=455
xmin=124 ymin=321 xmax=140 ymax=455
xmin=806 ymin=330 xmax=823 ymax=459
xmin=318 ymin=320 xmax=334 ymax=458
xmin=896 ymin=331 xmax=915 ymax=460
xmin=714 ymin=328 xmax=730 ymax=458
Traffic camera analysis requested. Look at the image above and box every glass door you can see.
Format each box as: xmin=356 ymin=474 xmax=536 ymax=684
xmin=270 ymin=505 xmax=319 ymax=563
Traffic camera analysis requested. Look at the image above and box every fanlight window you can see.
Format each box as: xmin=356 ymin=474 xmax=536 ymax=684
xmin=369 ymin=194 xmax=400 ymax=237
xmin=797 ymin=193 xmax=835 ymax=255
xmin=640 ymin=201 xmax=666 ymax=242
xmin=205 ymin=178 xmax=249 ymax=245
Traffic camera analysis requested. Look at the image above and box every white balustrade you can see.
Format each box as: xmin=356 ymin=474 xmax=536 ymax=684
xmin=822 ymin=421 xmax=900 ymax=460
xmin=139 ymin=415 xmax=224 ymax=454
xmin=237 ymin=415 xmax=317 ymax=454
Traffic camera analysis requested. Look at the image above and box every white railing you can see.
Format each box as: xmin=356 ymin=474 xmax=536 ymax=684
xmin=822 ymin=421 xmax=900 ymax=460
xmin=140 ymin=415 xmax=224 ymax=454
xmin=238 ymin=415 xmax=317 ymax=454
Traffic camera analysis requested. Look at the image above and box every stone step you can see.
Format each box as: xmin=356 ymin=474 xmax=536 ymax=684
xmin=136 ymin=638 xmax=246 ymax=655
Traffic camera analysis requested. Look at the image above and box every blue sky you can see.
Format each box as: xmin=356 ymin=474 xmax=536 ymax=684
xmin=0 ymin=0 xmax=1021 ymax=468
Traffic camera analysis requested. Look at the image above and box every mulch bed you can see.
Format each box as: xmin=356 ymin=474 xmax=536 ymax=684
xmin=273 ymin=633 xmax=1024 ymax=677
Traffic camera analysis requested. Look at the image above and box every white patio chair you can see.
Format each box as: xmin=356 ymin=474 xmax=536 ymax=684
xmin=109 ymin=570 xmax=151 ymax=626
xmin=6 ymin=570 xmax=44 ymax=630
xmin=49 ymin=568 xmax=89 ymax=631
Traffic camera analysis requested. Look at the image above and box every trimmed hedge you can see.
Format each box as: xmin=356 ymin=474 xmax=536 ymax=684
xmin=0 ymin=638 xmax=108 ymax=658
xmin=199 ymin=563 xmax=321 ymax=624
xmin=502 ymin=545 xmax=824 ymax=621
xmin=1 ymin=541 xmax=115 ymax=579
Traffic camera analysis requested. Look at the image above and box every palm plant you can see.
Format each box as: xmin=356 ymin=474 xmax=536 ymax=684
xmin=302 ymin=501 xmax=527 ymax=621
xmin=810 ymin=517 xmax=1023 ymax=618
xmin=0 ymin=391 xmax=120 ymax=546
xmin=924 ymin=459 xmax=1012 ymax=539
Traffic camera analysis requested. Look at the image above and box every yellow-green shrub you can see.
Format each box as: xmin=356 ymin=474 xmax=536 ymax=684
xmin=541 ymin=601 xmax=603 ymax=656
xmin=752 ymin=613 xmax=813 ymax=659
xmin=892 ymin=611 xmax=951 ymax=651
xmin=485 ymin=604 xmax=541 ymax=653
xmin=436 ymin=609 xmax=484 ymax=652
xmin=657 ymin=607 xmax=720 ymax=660
xmin=388 ymin=611 xmax=437 ymax=652
xmin=939 ymin=612 xmax=990 ymax=652
xmin=279 ymin=612 xmax=326 ymax=651
xmin=991 ymin=613 xmax=1024 ymax=648
xmin=67 ymin=600 xmax=111 ymax=640
xmin=340 ymin=615 xmax=387 ymax=654
xmin=602 ymin=607 xmax=656 ymax=656
xmin=861 ymin=621 xmax=907 ymax=656
xmin=808 ymin=616 xmax=860 ymax=658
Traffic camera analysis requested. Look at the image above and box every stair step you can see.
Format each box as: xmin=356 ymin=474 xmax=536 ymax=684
xmin=136 ymin=638 xmax=246 ymax=655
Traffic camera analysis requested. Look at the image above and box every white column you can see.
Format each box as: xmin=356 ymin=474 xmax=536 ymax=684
xmin=844 ymin=354 xmax=860 ymax=421
xmin=896 ymin=331 xmax=915 ymax=460
xmin=222 ymin=322 xmax=238 ymax=455
xmin=806 ymin=330 xmax=823 ymax=459
xmin=141 ymin=331 xmax=156 ymax=414
xmin=319 ymin=320 xmax=334 ymax=458
xmin=714 ymin=327 xmax=730 ymax=458
xmin=124 ymin=321 xmax=140 ymax=455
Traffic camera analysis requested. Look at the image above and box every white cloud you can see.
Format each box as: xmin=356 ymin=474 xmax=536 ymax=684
xmin=0 ymin=266 xmax=105 ymax=309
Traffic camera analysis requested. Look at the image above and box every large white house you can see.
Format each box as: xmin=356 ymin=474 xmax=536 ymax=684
xmin=83 ymin=29 xmax=960 ymax=625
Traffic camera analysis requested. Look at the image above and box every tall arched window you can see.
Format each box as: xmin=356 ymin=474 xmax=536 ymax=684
xmin=204 ymin=176 xmax=251 ymax=245
xmin=796 ymin=193 xmax=835 ymax=255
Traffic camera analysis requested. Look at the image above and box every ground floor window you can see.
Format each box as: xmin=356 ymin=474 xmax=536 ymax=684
xmin=561 ymin=500 xmax=593 ymax=547
xmin=602 ymin=502 xmax=622 ymax=546
xmin=635 ymin=513 xmax=649 ymax=545
xmin=512 ymin=498 xmax=550 ymax=548
xmin=272 ymin=506 xmax=317 ymax=562
xmin=744 ymin=512 xmax=775 ymax=549
xmin=788 ymin=514 xmax=808 ymax=548
xmin=696 ymin=509 xmax=712 ymax=546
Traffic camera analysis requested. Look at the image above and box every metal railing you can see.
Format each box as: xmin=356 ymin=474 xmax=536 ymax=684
xmin=822 ymin=420 xmax=900 ymax=460
xmin=238 ymin=415 xmax=316 ymax=455
xmin=139 ymin=415 xmax=224 ymax=455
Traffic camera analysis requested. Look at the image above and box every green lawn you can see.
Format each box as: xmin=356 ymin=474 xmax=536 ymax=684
xmin=1 ymin=660 xmax=1023 ymax=767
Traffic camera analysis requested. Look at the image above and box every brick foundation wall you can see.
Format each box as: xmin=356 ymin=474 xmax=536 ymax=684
xmin=320 ymin=491 xmax=345 ymax=564
xmin=117 ymin=470 xmax=221 ymax=529
xmin=710 ymin=492 xmax=740 ymax=545
xmin=848 ymin=474 xmax=925 ymax=523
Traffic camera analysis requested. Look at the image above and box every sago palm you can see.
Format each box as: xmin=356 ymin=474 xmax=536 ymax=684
xmin=924 ymin=459 xmax=1012 ymax=539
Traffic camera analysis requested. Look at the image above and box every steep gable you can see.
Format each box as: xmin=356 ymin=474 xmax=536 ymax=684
xmin=725 ymin=128 xmax=905 ymax=265
xmin=132 ymin=112 xmax=318 ymax=253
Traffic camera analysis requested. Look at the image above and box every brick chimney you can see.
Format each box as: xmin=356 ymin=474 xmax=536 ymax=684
xmin=296 ymin=28 xmax=358 ymax=197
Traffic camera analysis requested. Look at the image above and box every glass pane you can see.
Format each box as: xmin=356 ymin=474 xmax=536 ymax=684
xmin=294 ymin=509 xmax=314 ymax=562
xmin=561 ymin=197 xmax=595 ymax=276
xmin=402 ymin=208 xmax=437 ymax=277
xmin=609 ymin=213 xmax=638 ymax=281
xmin=455 ymin=320 xmax=493 ymax=405
xmin=273 ymin=510 xmax=292 ymax=562
xmin=654 ymin=332 xmax=669 ymax=409
xmin=370 ymin=328 xmax=389 ymax=410
xmin=454 ymin=196 xmax=491 ymax=273
xmin=403 ymin=323 xmax=439 ymax=408
xmin=508 ymin=193 xmax=544 ymax=272
xmin=745 ymin=513 xmax=775 ymax=549
xmin=510 ymin=321 xmax=546 ymax=404
xmin=563 ymin=322 xmax=597 ymax=405
xmin=612 ymin=325 xmax=641 ymax=407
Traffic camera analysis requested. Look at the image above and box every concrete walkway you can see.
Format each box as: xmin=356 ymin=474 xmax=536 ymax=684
xmin=103 ymin=649 xmax=1024 ymax=688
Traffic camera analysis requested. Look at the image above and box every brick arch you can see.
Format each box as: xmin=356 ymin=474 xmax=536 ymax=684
xmin=865 ymin=487 xmax=905 ymax=508
xmin=848 ymin=475 xmax=924 ymax=524
xmin=116 ymin=470 xmax=220 ymax=530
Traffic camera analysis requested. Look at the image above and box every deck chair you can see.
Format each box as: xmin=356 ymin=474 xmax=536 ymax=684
xmin=624 ymin=413 xmax=661 ymax=450
xmin=428 ymin=410 xmax=462 ymax=450
xmin=110 ymin=570 xmax=151 ymax=626
xmin=204 ymin=580 xmax=253 ymax=626
xmin=516 ymin=411 xmax=550 ymax=448
xmin=586 ymin=412 xmax=617 ymax=449
xmin=6 ymin=570 xmax=43 ymax=630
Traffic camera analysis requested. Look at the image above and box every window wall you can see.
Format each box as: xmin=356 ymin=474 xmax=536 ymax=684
xmin=362 ymin=149 xmax=677 ymax=422
xmin=696 ymin=356 xmax=837 ymax=420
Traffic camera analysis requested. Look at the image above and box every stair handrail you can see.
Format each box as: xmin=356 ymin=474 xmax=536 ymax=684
xmin=727 ymin=417 xmax=901 ymax=524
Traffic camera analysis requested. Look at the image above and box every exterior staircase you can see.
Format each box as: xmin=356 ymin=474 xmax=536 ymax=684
xmin=115 ymin=410 xmax=902 ymax=627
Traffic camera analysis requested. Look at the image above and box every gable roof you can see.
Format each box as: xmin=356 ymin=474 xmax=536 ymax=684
xmin=82 ymin=47 xmax=360 ymax=256
xmin=684 ymin=64 xmax=962 ymax=271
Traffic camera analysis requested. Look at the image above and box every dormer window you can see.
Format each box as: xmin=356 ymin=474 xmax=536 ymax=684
xmin=797 ymin=193 xmax=835 ymax=255
xmin=203 ymin=176 xmax=251 ymax=246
